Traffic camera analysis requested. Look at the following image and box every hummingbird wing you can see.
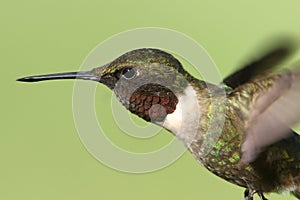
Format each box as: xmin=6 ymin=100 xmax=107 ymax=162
xmin=241 ymin=69 xmax=300 ymax=163
xmin=223 ymin=43 xmax=295 ymax=89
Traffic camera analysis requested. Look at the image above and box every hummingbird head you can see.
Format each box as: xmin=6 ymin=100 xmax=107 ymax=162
xmin=18 ymin=48 xmax=197 ymax=125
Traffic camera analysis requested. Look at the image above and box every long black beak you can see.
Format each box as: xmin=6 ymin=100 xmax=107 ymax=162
xmin=16 ymin=71 xmax=99 ymax=82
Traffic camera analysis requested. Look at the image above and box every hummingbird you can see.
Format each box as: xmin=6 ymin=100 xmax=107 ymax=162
xmin=17 ymin=44 xmax=300 ymax=200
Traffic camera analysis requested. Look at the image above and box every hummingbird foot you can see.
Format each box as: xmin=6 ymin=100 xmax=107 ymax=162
xmin=258 ymin=193 xmax=268 ymax=200
xmin=244 ymin=189 xmax=254 ymax=200
xmin=244 ymin=189 xmax=268 ymax=200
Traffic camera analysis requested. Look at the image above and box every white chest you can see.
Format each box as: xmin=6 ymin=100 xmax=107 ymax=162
xmin=163 ymin=85 xmax=201 ymax=142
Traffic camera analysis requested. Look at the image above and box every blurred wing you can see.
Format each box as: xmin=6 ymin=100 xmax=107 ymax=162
xmin=242 ymin=69 xmax=300 ymax=163
xmin=223 ymin=44 xmax=295 ymax=89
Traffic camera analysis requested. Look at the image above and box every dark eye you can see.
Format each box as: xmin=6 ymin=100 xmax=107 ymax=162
xmin=121 ymin=67 xmax=136 ymax=79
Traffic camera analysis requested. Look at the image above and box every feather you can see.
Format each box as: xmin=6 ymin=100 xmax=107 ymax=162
xmin=242 ymin=69 xmax=300 ymax=163
xmin=223 ymin=42 xmax=295 ymax=89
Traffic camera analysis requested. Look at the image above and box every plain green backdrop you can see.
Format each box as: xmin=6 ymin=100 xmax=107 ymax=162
xmin=2 ymin=0 xmax=300 ymax=200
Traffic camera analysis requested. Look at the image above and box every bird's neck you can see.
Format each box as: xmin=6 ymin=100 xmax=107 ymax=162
xmin=163 ymin=78 xmax=223 ymax=142
xmin=117 ymin=73 xmax=225 ymax=146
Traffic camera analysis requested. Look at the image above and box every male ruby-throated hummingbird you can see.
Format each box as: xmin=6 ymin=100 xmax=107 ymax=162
xmin=17 ymin=44 xmax=300 ymax=200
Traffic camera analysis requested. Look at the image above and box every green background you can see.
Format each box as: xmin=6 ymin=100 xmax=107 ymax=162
xmin=2 ymin=0 xmax=300 ymax=200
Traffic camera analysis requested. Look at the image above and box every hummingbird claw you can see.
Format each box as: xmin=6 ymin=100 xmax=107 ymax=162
xmin=258 ymin=193 xmax=268 ymax=200
xmin=244 ymin=189 xmax=267 ymax=200
xmin=244 ymin=189 xmax=253 ymax=200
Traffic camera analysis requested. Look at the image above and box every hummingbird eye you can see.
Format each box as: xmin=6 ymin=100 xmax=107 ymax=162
xmin=121 ymin=67 xmax=137 ymax=80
